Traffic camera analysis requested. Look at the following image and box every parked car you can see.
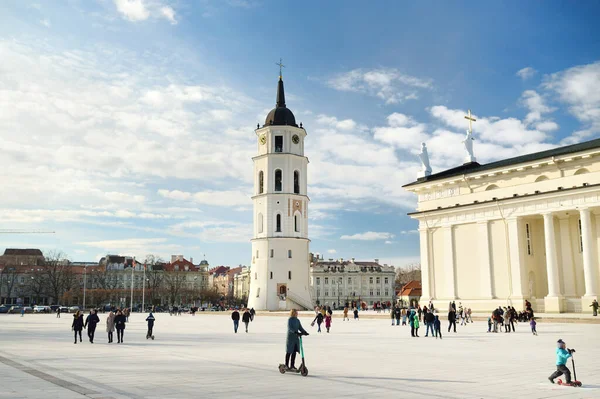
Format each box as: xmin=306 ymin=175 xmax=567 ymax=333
xmin=50 ymin=305 xmax=61 ymax=312
xmin=210 ymin=306 xmax=220 ymax=312
xmin=68 ymin=306 xmax=80 ymax=313
xmin=8 ymin=306 xmax=23 ymax=314
xmin=33 ymin=306 xmax=48 ymax=313
xmin=0 ymin=305 xmax=10 ymax=313
xmin=23 ymin=306 xmax=34 ymax=313
xmin=59 ymin=306 xmax=69 ymax=313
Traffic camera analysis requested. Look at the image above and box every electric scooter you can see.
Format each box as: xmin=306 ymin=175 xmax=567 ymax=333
xmin=557 ymin=349 xmax=582 ymax=387
xmin=279 ymin=333 xmax=309 ymax=377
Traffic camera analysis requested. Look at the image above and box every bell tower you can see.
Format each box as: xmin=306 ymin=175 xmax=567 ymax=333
xmin=247 ymin=70 xmax=313 ymax=311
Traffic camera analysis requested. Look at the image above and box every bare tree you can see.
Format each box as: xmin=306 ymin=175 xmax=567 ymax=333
xmin=395 ymin=263 xmax=422 ymax=288
xmin=41 ymin=250 xmax=72 ymax=304
xmin=163 ymin=272 xmax=186 ymax=306
xmin=144 ymin=255 xmax=165 ymax=305
xmin=1 ymin=267 xmax=19 ymax=303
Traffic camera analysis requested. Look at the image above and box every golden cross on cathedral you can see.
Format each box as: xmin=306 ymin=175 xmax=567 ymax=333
xmin=464 ymin=109 xmax=476 ymax=133
xmin=275 ymin=58 xmax=285 ymax=78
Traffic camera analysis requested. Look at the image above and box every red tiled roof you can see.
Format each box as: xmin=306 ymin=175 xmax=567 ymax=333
xmin=400 ymin=280 xmax=422 ymax=296
xmin=210 ymin=266 xmax=230 ymax=276
xmin=163 ymin=258 xmax=198 ymax=272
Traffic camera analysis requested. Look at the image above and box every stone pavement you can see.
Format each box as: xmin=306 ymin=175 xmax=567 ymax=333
xmin=0 ymin=313 xmax=599 ymax=398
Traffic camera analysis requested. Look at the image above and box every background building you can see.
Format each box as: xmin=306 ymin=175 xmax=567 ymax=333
xmin=310 ymin=255 xmax=396 ymax=308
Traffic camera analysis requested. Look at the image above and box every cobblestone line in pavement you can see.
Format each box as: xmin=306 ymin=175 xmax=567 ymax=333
xmin=0 ymin=352 xmax=110 ymax=398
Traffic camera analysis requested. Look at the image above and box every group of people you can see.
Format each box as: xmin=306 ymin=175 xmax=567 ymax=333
xmin=311 ymin=306 xmax=332 ymax=333
xmin=488 ymin=306 xmax=519 ymax=333
xmin=70 ymin=308 xmax=154 ymax=344
xmin=231 ymin=308 xmax=255 ymax=333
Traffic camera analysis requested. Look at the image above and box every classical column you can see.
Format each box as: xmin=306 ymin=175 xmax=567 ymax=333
xmin=543 ymin=212 xmax=561 ymax=297
xmin=477 ymin=221 xmax=494 ymax=298
xmin=580 ymin=208 xmax=598 ymax=297
xmin=419 ymin=227 xmax=431 ymax=300
xmin=506 ymin=218 xmax=525 ymax=299
xmin=558 ymin=215 xmax=577 ymax=297
xmin=443 ymin=225 xmax=456 ymax=299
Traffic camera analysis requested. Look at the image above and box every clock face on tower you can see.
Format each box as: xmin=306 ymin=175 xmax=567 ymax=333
xmin=292 ymin=134 xmax=300 ymax=144
xmin=259 ymin=135 xmax=267 ymax=145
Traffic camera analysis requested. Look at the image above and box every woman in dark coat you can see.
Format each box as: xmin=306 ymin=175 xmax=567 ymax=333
xmin=312 ymin=311 xmax=324 ymax=333
xmin=114 ymin=310 xmax=127 ymax=343
xmin=286 ymin=309 xmax=308 ymax=370
xmin=71 ymin=311 xmax=84 ymax=344
xmin=242 ymin=309 xmax=251 ymax=333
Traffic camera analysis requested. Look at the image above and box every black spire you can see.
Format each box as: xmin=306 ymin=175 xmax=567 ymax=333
xmin=276 ymin=76 xmax=286 ymax=108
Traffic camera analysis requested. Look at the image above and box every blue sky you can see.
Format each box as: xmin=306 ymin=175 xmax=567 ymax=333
xmin=1 ymin=1 xmax=599 ymax=267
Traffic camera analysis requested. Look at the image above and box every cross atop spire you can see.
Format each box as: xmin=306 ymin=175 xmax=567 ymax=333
xmin=275 ymin=58 xmax=285 ymax=79
xmin=464 ymin=109 xmax=476 ymax=133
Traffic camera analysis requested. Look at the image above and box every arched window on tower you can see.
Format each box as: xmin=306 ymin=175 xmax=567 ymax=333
xmin=258 ymin=171 xmax=264 ymax=194
xmin=294 ymin=214 xmax=299 ymax=232
xmin=294 ymin=171 xmax=300 ymax=194
xmin=276 ymin=214 xmax=282 ymax=232
xmin=275 ymin=169 xmax=282 ymax=192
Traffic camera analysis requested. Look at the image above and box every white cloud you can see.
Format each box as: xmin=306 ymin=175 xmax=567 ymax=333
xmin=158 ymin=189 xmax=251 ymax=207
xmin=327 ymin=249 xmax=337 ymax=254
xmin=168 ymin=221 xmax=250 ymax=243
xmin=325 ymin=68 xmax=433 ymax=104
xmin=160 ymin=6 xmax=177 ymax=24
xmin=340 ymin=231 xmax=394 ymax=241
xmin=372 ymin=112 xmax=429 ymax=149
xmin=400 ymin=230 xmax=418 ymax=235
xmin=40 ymin=19 xmax=51 ymax=28
xmin=544 ymin=61 xmax=600 ymax=143
xmin=520 ymin=90 xmax=554 ymax=124
xmin=114 ymin=0 xmax=150 ymax=21
xmin=516 ymin=67 xmax=537 ymax=80
xmin=384 ymin=241 xmax=393 ymax=245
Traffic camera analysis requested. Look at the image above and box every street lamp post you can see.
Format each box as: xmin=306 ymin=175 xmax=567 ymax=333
xmin=83 ymin=265 xmax=87 ymax=311
xmin=130 ymin=257 xmax=135 ymax=311
xmin=141 ymin=263 xmax=146 ymax=313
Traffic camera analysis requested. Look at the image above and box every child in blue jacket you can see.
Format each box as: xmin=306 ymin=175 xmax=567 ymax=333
xmin=548 ymin=339 xmax=574 ymax=384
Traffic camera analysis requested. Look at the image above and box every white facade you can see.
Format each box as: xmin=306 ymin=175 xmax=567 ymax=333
xmin=247 ymin=77 xmax=313 ymax=311
xmin=310 ymin=258 xmax=396 ymax=308
xmin=404 ymin=139 xmax=600 ymax=313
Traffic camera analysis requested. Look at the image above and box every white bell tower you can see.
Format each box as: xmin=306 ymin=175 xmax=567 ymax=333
xmin=247 ymin=72 xmax=313 ymax=311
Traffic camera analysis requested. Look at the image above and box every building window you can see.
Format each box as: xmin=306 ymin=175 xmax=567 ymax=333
xmin=369 ymin=289 xmax=374 ymax=296
xmin=270 ymin=249 xmax=274 ymax=258
xmin=325 ymin=277 xmax=329 ymax=285
xmin=384 ymin=277 xmax=388 ymax=284
xmin=276 ymin=214 xmax=282 ymax=232
xmin=254 ymin=273 xmax=257 ymax=280
xmin=369 ymin=277 xmax=373 ymax=284
xmin=288 ymin=271 xmax=292 ymax=280
xmin=256 ymin=250 xmax=259 ymax=259
xmin=526 ymin=223 xmax=532 ymax=255
xmin=376 ymin=277 xmax=380 ymax=284
xmin=348 ymin=277 xmax=352 ymax=284
xmin=258 ymin=213 xmax=263 ymax=234
xmin=317 ymin=289 xmax=320 ymax=296
xmin=275 ymin=136 xmax=283 ymax=152
xmin=325 ymin=291 xmax=329 ymax=297
xmin=294 ymin=171 xmax=300 ymax=194
xmin=274 ymin=169 xmax=282 ymax=192
xmin=578 ymin=219 xmax=583 ymax=252
xmin=385 ymin=289 xmax=389 ymax=296
xmin=270 ymin=272 xmax=273 ymax=279
xmin=377 ymin=290 xmax=381 ymax=296
xmin=258 ymin=171 xmax=264 ymax=194
xmin=316 ymin=277 xmax=320 ymax=285
xmin=332 ymin=289 xmax=335 ymax=296
xmin=294 ymin=214 xmax=299 ymax=232
xmin=288 ymin=250 xmax=292 ymax=258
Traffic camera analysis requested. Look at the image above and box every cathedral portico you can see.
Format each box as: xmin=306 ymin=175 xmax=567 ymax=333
xmin=405 ymin=137 xmax=600 ymax=313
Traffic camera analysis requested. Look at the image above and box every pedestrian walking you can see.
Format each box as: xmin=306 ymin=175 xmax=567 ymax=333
xmin=146 ymin=312 xmax=155 ymax=339
xmin=434 ymin=315 xmax=442 ymax=339
xmin=72 ymin=310 xmax=84 ymax=344
xmin=106 ymin=311 xmax=115 ymax=343
xmin=312 ymin=311 xmax=324 ymax=332
xmin=84 ymin=309 xmax=100 ymax=343
xmin=231 ymin=308 xmax=240 ymax=333
xmin=56 ymin=307 xmax=61 ymax=318
xmin=448 ymin=308 xmax=457 ymax=333
xmin=530 ymin=317 xmax=538 ymax=335
xmin=424 ymin=310 xmax=435 ymax=337
xmin=413 ymin=312 xmax=420 ymax=337
xmin=394 ymin=306 xmax=401 ymax=326
xmin=242 ymin=308 xmax=251 ymax=333
xmin=20 ymin=307 xmax=25 ymax=317
xmin=401 ymin=308 xmax=407 ymax=325
xmin=250 ymin=307 xmax=256 ymax=321
xmin=114 ymin=310 xmax=126 ymax=343
xmin=590 ymin=299 xmax=599 ymax=316
xmin=325 ymin=313 xmax=332 ymax=333
xmin=353 ymin=307 xmax=359 ymax=320
xmin=343 ymin=306 xmax=349 ymax=321
xmin=391 ymin=306 xmax=396 ymax=326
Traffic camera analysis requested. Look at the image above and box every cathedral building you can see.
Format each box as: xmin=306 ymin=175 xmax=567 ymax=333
xmin=247 ymin=73 xmax=313 ymax=311
xmin=404 ymin=138 xmax=600 ymax=313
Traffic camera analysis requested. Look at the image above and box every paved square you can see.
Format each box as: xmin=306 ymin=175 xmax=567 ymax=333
xmin=0 ymin=313 xmax=599 ymax=398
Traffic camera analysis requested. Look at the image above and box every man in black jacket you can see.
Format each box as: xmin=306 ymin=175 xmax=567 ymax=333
xmin=424 ymin=311 xmax=435 ymax=337
xmin=231 ymin=308 xmax=240 ymax=333
xmin=84 ymin=309 xmax=100 ymax=343
xmin=242 ymin=309 xmax=251 ymax=333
